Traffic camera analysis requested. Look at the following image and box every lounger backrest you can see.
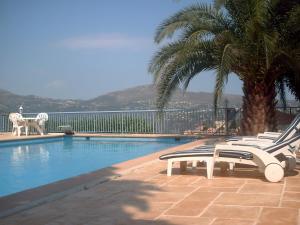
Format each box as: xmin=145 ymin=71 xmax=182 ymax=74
xmin=274 ymin=114 xmax=300 ymax=144
xmin=265 ymin=134 xmax=300 ymax=155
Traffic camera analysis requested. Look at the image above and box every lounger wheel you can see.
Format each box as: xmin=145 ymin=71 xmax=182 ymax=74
xmin=264 ymin=163 xmax=284 ymax=182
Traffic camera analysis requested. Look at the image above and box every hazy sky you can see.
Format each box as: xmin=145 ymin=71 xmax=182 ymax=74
xmin=0 ymin=0 xmax=243 ymax=100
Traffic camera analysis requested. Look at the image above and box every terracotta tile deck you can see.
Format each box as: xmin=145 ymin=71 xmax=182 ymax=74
xmin=0 ymin=133 xmax=300 ymax=225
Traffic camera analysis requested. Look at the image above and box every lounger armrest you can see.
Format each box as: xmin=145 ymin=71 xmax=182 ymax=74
xmin=242 ymin=137 xmax=274 ymax=142
xmin=215 ymin=144 xmax=260 ymax=153
xmin=257 ymin=134 xmax=279 ymax=138
xmin=240 ymin=137 xmax=259 ymax=141
xmin=214 ymin=144 xmax=280 ymax=166
xmin=227 ymin=140 xmax=272 ymax=148
xmin=263 ymin=132 xmax=281 ymax=135
xmin=228 ymin=141 xmax=261 ymax=148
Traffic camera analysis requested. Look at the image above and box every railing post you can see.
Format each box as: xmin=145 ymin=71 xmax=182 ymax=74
xmin=225 ymin=108 xmax=229 ymax=136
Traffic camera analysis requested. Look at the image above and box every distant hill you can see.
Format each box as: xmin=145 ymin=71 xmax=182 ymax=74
xmin=85 ymin=85 xmax=243 ymax=110
xmin=1 ymin=84 xmax=296 ymax=113
xmin=0 ymin=89 xmax=86 ymax=113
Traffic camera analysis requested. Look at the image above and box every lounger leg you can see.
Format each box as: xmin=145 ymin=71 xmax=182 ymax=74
xmin=206 ymin=159 xmax=214 ymax=179
xmin=192 ymin=161 xmax=197 ymax=168
xmin=40 ymin=125 xmax=44 ymax=135
xmin=220 ymin=162 xmax=229 ymax=172
xmin=167 ymin=160 xmax=173 ymax=176
xmin=36 ymin=125 xmax=43 ymax=135
xmin=285 ymin=156 xmax=296 ymax=171
xmin=229 ymin=162 xmax=235 ymax=171
xmin=180 ymin=161 xmax=187 ymax=173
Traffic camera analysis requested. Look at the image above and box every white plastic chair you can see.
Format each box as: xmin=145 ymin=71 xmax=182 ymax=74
xmin=9 ymin=113 xmax=26 ymax=136
xmin=35 ymin=113 xmax=48 ymax=135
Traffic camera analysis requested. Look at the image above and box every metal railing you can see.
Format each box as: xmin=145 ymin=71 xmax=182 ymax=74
xmin=275 ymin=107 xmax=300 ymax=115
xmin=1 ymin=107 xmax=299 ymax=135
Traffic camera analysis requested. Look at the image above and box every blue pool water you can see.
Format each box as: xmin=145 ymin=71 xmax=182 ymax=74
xmin=0 ymin=137 xmax=191 ymax=196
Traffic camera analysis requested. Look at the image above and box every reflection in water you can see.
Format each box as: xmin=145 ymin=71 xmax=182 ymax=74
xmin=12 ymin=145 xmax=49 ymax=163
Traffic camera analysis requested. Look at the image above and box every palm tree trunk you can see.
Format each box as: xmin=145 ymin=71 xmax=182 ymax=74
xmin=241 ymin=79 xmax=277 ymax=135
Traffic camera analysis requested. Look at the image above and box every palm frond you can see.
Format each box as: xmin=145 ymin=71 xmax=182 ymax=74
xmin=214 ymin=0 xmax=227 ymax=10
xmin=154 ymin=3 xmax=223 ymax=43
xmin=225 ymin=0 xmax=252 ymax=34
xmin=179 ymin=11 xmax=230 ymax=43
xmin=213 ymin=43 xmax=235 ymax=109
xmin=152 ymin=40 xmax=219 ymax=110
xmin=253 ymin=0 xmax=272 ymax=26
xmin=179 ymin=41 xmax=218 ymax=89
xmin=263 ymin=31 xmax=279 ymax=69
xmin=148 ymin=41 xmax=185 ymax=80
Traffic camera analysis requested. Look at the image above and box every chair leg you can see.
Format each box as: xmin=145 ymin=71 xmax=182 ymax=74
xmin=206 ymin=159 xmax=215 ymax=179
xmin=25 ymin=126 xmax=28 ymax=136
xmin=36 ymin=125 xmax=43 ymax=135
xmin=167 ymin=160 xmax=173 ymax=176
xmin=229 ymin=162 xmax=235 ymax=171
xmin=192 ymin=161 xmax=197 ymax=168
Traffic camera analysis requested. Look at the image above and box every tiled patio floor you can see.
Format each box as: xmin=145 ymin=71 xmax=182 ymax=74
xmin=0 ymin=134 xmax=300 ymax=225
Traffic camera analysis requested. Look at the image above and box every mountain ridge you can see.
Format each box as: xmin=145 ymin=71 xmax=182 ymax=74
xmin=0 ymin=84 xmax=245 ymax=113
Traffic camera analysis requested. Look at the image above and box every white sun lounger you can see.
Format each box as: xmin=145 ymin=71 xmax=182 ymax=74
xmin=186 ymin=116 xmax=300 ymax=169
xmin=227 ymin=114 xmax=300 ymax=147
xmin=227 ymin=114 xmax=300 ymax=143
xmin=160 ymin=134 xmax=300 ymax=182
xmin=187 ymin=116 xmax=298 ymax=165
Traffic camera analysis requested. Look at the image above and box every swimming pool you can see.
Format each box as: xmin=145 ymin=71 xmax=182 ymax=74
xmin=0 ymin=136 xmax=192 ymax=196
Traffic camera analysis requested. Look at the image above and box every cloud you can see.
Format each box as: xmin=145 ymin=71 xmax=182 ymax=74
xmin=60 ymin=33 xmax=152 ymax=50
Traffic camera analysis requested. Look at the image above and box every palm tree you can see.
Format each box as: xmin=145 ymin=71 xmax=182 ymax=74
xmin=274 ymin=0 xmax=300 ymax=102
xmin=149 ymin=0 xmax=300 ymax=135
